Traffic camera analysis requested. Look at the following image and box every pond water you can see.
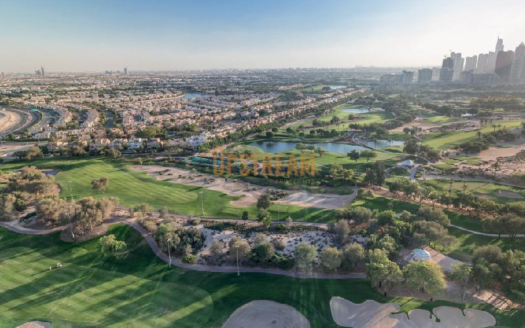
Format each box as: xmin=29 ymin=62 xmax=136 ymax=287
xmin=329 ymin=85 xmax=347 ymax=90
xmin=183 ymin=92 xmax=208 ymax=100
xmin=250 ymin=140 xmax=404 ymax=154
xmin=342 ymin=107 xmax=371 ymax=114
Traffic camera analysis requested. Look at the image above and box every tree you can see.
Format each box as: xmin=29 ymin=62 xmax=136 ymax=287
xmin=342 ymin=243 xmax=365 ymax=268
xmin=403 ymin=139 xmax=420 ymax=155
xmin=316 ymin=147 xmax=326 ymax=157
xmin=403 ymin=260 xmax=446 ymax=296
xmin=365 ymin=249 xmax=403 ymax=291
xmin=209 ymin=239 xmax=224 ymax=263
xmin=253 ymin=242 xmax=275 ymax=262
xmin=372 ymin=235 xmax=398 ymax=258
xmin=472 ymin=245 xmax=503 ymax=265
xmin=416 ymin=207 xmax=450 ymax=227
xmin=229 ymin=239 xmax=251 ymax=264
xmin=334 ymin=220 xmax=350 ymax=244
xmin=285 ymin=216 xmax=293 ymax=227
xmin=348 ymin=150 xmax=360 ymax=162
xmin=26 ymin=147 xmax=43 ymax=160
xmin=99 ymin=234 xmax=127 ymax=258
xmin=450 ymin=263 xmax=472 ymax=300
xmin=491 ymin=214 xmax=525 ymax=240
xmin=361 ymin=150 xmax=377 ymax=162
xmin=376 ymin=210 xmax=396 ymax=226
xmin=91 ymin=177 xmax=109 ymax=192
xmin=257 ymin=194 xmax=272 ymax=209
xmin=294 ymin=243 xmax=317 ymax=271
xmin=36 ymin=197 xmax=66 ymax=226
xmin=72 ymin=196 xmax=119 ymax=235
xmin=241 ymin=210 xmax=249 ymax=221
xmin=320 ymin=247 xmax=342 ymax=271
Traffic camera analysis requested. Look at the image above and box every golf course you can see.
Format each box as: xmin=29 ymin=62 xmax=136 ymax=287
xmin=1 ymin=224 xmax=523 ymax=328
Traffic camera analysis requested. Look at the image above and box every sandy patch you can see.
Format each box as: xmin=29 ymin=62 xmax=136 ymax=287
xmin=276 ymin=191 xmax=354 ymax=209
xmin=330 ymin=297 xmax=496 ymax=328
xmin=133 ymin=165 xmax=353 ymax=209
xmin=16 ymin=322 xmax=51 ymax=328
xmin=479 ymin=145 xmax=524 ymax=161
xmin=222 ymin=300 xmax=310 ymax=328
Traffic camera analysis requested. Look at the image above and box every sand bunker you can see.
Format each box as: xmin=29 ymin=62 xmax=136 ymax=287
xmin=222 ymin=300 xmax=310 ymax=328
xmin=134 ymin=165 xmax=352 ymax=209
xmin=479 ymin=145 xmax=524 ymax=161
xmin=330 ymin=297 xmax=496 ymax=328
xmin=16 ymin=322 xmax=51 ymax=328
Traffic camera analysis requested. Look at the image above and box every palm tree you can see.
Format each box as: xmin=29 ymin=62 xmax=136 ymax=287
xmin=476 ymin=131 xmax=482 ymax=140
xmin=492 ymin=124 xmax=497 ymax=132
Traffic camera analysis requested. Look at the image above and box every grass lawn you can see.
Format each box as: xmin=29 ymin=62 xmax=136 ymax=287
xmin=421 ymin=179 xmax=525 ymax=204
xmin=420 ymin=116 xmax=455 ymax=124
xmin=0 ymin=158 xmax=334 ymax=223
xmin=1 ymin=225 xmax=523 ymax=328
xmin=422 ymin=121 xmax=522 ymax=150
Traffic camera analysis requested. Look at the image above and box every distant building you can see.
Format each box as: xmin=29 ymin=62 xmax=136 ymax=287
xmin=124 ymin=68 xmax=128 ymax=75
xmin=379 ymin=71 xmax=413 ymax=85
xmin=496 ymin=37 xmax=504 ymax=53
xmin=431 ymin=67 xmax=441 ymax=81
xmin=510 ymin=43 xmax=525 ymax=83
xmin=459 ymin=70 xmax=474 ymax=84
xmin=439 ymin=68 xmax=453 ymax=83
xmin=464 ymin=56 xmax=478 ymax=72
xmin=471 ymin=73 xmax=499 ymax=86
xmin=442 ymin=56 xmax=454 ymax=70
xmin=451 ymin=52 xmax=464 ymax=80
xmin=418 ymin=69 xmax=433 ymax=83
xmin=41 ymin=66 xmax=45 ymax=77
xmin=495 ymin=50 xmax=515 ymax=82
xmin=476 ymin=53 xmax=489 ymax=73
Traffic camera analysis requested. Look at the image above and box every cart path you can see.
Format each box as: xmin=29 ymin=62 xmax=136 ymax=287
xmin=0 ymin=216 xmax=366 ymax=280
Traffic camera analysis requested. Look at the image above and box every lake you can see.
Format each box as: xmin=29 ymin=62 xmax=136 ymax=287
xmin=183 ymin=92 xmax=208 ymax=100
xmin=342 ymin=107 xmax=371 ymax=114
xmin=250 ymin=140 xmax=404 ymax=154
xmin=329 ymin=85 xmax=347 ymax=90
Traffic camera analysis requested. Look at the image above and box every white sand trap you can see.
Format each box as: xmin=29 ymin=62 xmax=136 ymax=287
xmin=222 ymin=300 xmax=310 ymax=328
xmin=16 ymin=322 xmax=51 ymax=328
xmin=330 ymin=297 xmax=496 ymax=328
xmin=277 ymin=191 xmax=353 ymax=209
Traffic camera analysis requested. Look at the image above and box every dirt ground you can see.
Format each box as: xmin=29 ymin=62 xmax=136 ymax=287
xmin=133 ymin=165 xmax=354 ymax=209
xmin=478 ymin=143 xmax=525 ymax=161
xmin=221 ymin=300 xmax=310 ymax=328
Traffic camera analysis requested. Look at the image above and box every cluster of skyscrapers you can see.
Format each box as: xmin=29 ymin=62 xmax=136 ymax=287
xmin=34 ymin=67 xmax=45 ymax=77
xmin=380 ymin=38 xmax=525 ymax=86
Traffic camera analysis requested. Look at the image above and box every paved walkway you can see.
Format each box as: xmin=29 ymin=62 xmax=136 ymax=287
xmin=0 ymin=217 xmax=365 ymax=280
xmin=449 ymin=224 xmax=525 ymax=238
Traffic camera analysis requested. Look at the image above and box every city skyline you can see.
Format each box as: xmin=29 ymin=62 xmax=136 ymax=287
xmin=1 ymin=0 xmax=525 ymax=72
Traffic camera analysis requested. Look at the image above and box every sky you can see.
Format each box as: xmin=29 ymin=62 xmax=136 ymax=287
xmin=0 ymin=0 xmax=524 ymax=72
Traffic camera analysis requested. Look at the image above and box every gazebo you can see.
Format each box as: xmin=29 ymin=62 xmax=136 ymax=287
xmin=408 ymin=248 xmax=432 ymax=262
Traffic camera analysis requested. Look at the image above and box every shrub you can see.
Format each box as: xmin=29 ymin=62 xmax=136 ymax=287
xmin=182 ymin=254 xmax=197 ymax=264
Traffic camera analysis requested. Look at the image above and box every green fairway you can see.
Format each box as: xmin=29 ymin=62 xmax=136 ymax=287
xmin=421 ymin=178 xmax=525 ymax=204
xmin=422 ymin=121 xmax=522 ymax=150
xmin=0 ymin=158 xmax=336 ymax=223
xmin=1 ymin=225 xmax=523 ymax=328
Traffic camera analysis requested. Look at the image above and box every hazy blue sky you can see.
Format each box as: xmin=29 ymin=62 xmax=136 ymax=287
xmin=1 ymin=0 xmax=524 ymax=72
